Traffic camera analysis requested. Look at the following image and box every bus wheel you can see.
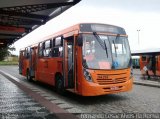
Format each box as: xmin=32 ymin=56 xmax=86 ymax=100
xmin=26 ymin=69 xmax=32 ymax=81
xmin=56 ymin=75 xmax=64 ymax=94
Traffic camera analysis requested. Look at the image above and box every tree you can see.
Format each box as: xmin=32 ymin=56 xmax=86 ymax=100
xmin=0 ymin=46 xmax=15 ymax=61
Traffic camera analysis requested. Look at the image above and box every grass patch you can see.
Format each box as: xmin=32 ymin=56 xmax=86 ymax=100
xmin=0 ymin=56 xmax=18 ymax=65
xmin=0 ymin=61 xmax=18 ymax=65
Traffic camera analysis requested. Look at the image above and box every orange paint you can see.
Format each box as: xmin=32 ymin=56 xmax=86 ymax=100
xmin=19 ymin=23 xmax=133 ymax=96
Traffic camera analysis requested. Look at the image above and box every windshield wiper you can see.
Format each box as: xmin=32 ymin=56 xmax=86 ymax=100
xmin=113 ymin=40 xmax=117 ymax=57
xmin=103 ymin=40 xmax=108 ymax=58
xmin=93 ymin=32 xmax=105 ymax=49
xmin=113 ymin=34 xmax=120 ymax=57
xmin=93 ymin=32 xmax=108 ymax=58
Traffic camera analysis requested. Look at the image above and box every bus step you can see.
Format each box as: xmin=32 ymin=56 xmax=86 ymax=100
xmin=32 ymin=78 xmax=37 ymax=81
xmin=66 ymin=89 xmax=78 ymax=93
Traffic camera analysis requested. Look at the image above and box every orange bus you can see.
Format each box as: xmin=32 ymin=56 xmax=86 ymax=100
xmin=19 ymin=45 xmax=37 ymax=80
xmin=139 ymin=55 xmax=160 ymax=77
xmin=19 ymin=23 xmax=133 ymax=96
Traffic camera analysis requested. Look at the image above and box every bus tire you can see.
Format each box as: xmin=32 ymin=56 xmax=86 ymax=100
xmin=26 ymin=69 xmax=32 ymax=81
xmin=55 ymin=75 xmax=65 ymax=94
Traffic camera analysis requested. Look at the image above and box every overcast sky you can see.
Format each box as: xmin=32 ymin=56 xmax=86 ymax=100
xmin=13 ymin=0 xmax=160 ymax=54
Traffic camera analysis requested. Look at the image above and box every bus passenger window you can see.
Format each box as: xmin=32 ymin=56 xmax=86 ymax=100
xmin=43 ymin=49 xmax=51 ymax=57
xmin=42 ymin=40 xmax=52 ymax=57
xmin=52 ymin=36 xmax=63 ymax=57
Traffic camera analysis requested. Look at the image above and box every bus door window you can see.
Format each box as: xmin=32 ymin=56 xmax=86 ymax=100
xmin=64 ymin=36 xmax=74 ymax=88
xmin=67 ymin=40 xmax=74 ymax=88
xmin=29 ymin=47 xmax=35 ymax=77
xmin=32 ymin=47 xmax=37 ymax=72
xmin=30 ymin=48 xmax=34 ymax=76
xmin=30 ymin=47 xmax=37 ymax=77
xmin=25 ymin=47 xmax=31 ymax=67
xmin=25 ymin=47 xmax=31 ymax=59
xmin=19 ymin=51 xmax=24 ymax=74
xmin=38 ymin=43 xmax=43 ymax=57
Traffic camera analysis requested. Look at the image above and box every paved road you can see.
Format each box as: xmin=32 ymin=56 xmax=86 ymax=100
xmin=0 ymin=72 xmax=58 ymax=119
xmin=0 ymin=66 xmax=160 ymax=115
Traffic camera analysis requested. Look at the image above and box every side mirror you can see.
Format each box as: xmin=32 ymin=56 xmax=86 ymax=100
xmin=77 ymin=34 xmax=83 ymax=46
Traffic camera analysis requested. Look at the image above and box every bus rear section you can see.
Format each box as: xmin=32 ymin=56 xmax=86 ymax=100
xmin=19 ymin=47 xmax=30 ymax=77
xmin=19 ymin=23 xmax=133 ymax=96
xmin=19 ymin=46 xmax=37 ymax=81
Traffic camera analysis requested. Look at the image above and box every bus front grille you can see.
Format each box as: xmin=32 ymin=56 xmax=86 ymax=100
xmin=96 ymin=73 xmax=127 ymax=85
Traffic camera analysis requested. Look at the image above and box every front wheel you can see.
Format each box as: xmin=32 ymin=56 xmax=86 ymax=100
xmin=55 ymin=75 xmax=65 ymax=94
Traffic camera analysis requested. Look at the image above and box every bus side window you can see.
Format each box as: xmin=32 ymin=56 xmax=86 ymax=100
xmin=43 ymin=49 xmax=51 ymax=57
xmin=52 ymin=36 xmax=63 ymax=57
xmin=43 ymin=40 xmax=52 ymax=57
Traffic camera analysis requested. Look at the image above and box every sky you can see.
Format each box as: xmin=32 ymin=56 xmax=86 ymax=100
xmin=13 ymin=0 xmax=160 ymax=55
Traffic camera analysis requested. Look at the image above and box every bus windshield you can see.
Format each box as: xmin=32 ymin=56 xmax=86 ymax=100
xmin=82 ymin=34 xmax=131 ymax=69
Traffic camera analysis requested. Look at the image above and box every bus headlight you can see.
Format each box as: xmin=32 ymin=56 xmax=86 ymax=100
xmin=83 ymin=69 xmax=93 ymax=82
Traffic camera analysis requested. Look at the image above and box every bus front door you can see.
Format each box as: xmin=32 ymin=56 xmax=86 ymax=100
xmin=29 ymin=47 xmax=36 ymax=78
xmin=19 ymin=51 xmax=24 ymax=74
xmin=64 ymin=38 xmax=75 ymax=89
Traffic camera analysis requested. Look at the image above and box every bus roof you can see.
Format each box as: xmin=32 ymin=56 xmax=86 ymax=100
xmin=79 ymin=23 xmax=126 ymax=35
xmin=131 ymin=48 xmax=160 ymax=56
xmin=44 ymin=23 xmax=126 ymax=40
xmin=21 ymin=23 xmax=127 ymax=50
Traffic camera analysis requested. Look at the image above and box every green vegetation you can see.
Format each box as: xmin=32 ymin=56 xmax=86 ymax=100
xmin=0 ymin=61 xmax=18 ymax=65
xmin=0 ymin=46 xmax=15 ymax=61
xmin=0 ymin=46 xmax=18 ymax=65
xmin=0 ymin=56 xmax=18 ymax=65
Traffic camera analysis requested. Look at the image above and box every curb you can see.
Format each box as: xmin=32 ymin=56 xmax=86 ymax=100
xmin=0 ymin=70 xmax=79 ymax=119
xmin=133 ymin=81 xmax=160 ymax=88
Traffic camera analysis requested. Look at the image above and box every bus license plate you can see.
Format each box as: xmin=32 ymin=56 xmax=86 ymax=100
xmin=110 ymin=86 xmax=119 ymax=90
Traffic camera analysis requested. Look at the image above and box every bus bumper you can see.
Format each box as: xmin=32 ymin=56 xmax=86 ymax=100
xmin=81 ymin=77 xmax=133 ymax=96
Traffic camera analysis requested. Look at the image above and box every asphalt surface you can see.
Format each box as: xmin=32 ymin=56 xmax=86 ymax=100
xmin=0 ymin=66 xmax=160 ymax=118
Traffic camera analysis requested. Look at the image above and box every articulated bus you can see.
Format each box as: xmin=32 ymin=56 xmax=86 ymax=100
xmin=19 ymin=23 xmax=133 ymax=96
